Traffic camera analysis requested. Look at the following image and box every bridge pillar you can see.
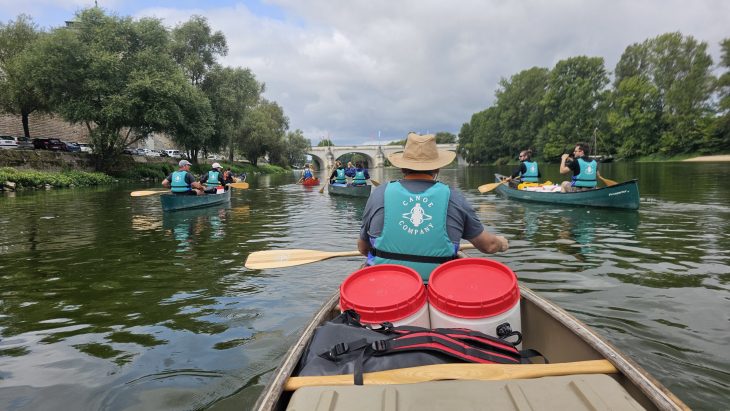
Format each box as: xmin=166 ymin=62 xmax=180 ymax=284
xmin=375 ymin=146 xmax=385 ymax=168
xmin=325 ymin=147 xmax=335 ymax=171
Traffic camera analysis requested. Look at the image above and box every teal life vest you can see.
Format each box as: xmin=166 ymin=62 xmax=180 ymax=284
xmin=206 ymin=170 xmax=220 ymax=188
xmin=521 ymin=161 xmax=539 ymax=182
xmin=573 ymin=158 xmax=597 ymax=188
xmin=171 ymin=170 xmax=191 ymax=193
xmin=353 ymin=169 xmax=366 ymax=185
xmin=335 ymin=168 xmax=346 ymax=184
xmin=372 ymin=181 xmax=455 ymax=283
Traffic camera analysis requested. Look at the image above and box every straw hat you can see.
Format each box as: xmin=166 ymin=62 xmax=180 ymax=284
xmin=388 ymin=132 xmax=456 ymax=170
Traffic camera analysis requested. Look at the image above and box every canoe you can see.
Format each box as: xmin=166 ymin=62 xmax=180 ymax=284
xmin=494 ymin=173 xmax=640 ymax=210
xmin=328 ymin=183 xmax=372 ymax=198
xmin=301 ymin=178 xmax=320 ymax=186
xmin=253 ymin=266 xmax=687 ymax=410
xmin=159 ymin=190 xmax=230 ymax=212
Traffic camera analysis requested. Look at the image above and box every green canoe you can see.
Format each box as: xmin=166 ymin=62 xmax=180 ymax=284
xmin=328 ymin=184 xmax=372 ymax=198
xmin=493 ymin=174 xmax=640 ymax=210
xmin=160 ymin=190 xmax=231 ymax=212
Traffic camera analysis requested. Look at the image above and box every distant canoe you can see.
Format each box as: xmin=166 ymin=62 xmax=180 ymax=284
xmin=493 ymin=174 xmax=639 ymax=210
xmin=160 ymin=190 xmax=231 ymax=212
xmin=328 ymin=184 xmax=371 ymax=198
xmin=301 ymin=178 xmax=320 ymax=186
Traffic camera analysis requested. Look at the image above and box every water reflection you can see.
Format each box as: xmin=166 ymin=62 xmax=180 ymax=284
xmin=162 ymin=206 xmax=230 ymax=253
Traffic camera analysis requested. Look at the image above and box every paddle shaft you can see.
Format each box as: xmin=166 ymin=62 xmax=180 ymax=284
xmin=284 ymin=359 xmax=618 ymax=391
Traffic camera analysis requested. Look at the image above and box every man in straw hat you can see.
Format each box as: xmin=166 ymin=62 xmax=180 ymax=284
xmin=358 ymin=132 xmax=508 ymax=283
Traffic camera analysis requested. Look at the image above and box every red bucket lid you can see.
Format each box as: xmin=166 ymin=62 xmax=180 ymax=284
xmin=428 ymin=258 xmax=519 ymax=319
xmin=340 ymin=264 xmax=426 ymax=324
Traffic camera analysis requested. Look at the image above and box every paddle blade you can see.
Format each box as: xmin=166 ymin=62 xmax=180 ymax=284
xmin=245 ymin=249 xmax=361 ymax=269
xmin=228 ymin=182 xmax=249 ymax=189
xmin=370 ymin=179 xmax=380 ymax=186
xmin=597 ymin=173 xmax=618 ymax=187
xmin=477 ymin=181 xmax=506 ymax=193
xmin=130 ymin=190 xmax=166 ymax=197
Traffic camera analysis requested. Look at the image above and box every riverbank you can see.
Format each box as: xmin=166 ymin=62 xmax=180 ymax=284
xmin=0 ymin=149 xmax=289 ymax=190
xmin=683 ymin=155 xmax=730 ymax=162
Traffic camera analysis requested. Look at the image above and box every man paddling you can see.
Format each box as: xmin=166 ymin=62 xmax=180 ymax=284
xmin=162 ymin=159 xmax=205 ymax=195
xmin=560 ymin=142 xmax=597 ymax=192
xmin=357 ymin=132 xmax=508 ymax=283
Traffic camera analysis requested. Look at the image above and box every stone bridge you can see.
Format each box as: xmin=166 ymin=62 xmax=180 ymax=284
xmin=308 ymin=144 xmax=463 ymax=170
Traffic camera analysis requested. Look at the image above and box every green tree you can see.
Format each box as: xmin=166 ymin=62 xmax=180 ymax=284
xmin=317 ymin=139 xmax=334 ymax=146
xmin=29 ymin=8 xmax=207 ymax=169
xmin=539 ymin=56 xmax=609 ymax=158
xmin=614 ymin=32 xmax=715 ymax=154
xmin=282 ymin=129 xmax=311 ymax=167
xmin=0 ymin=15 xmax=48 ymax=137
xmin=607 ymin=75 xmax=662 ymax=157
xmin=240 ymin=99 xmax=289 ymax=166
xmin=171 ymin=16 xmax=227 ymax=86
xmin=494 ymin=67 xmax=550 ymax=158
xmin=203 ymin=65 xmax=263 ymax=163
xmin=458 ymin=107 xmax=501 ymax=164
xmin=434 ymin=132 xmax=457 ymax=144
xmin=711 ymin=38 xmax=730 ymax=151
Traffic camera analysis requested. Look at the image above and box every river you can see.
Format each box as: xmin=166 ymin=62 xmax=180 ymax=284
xmin=0 ymin=162 xmax=728 ymax=410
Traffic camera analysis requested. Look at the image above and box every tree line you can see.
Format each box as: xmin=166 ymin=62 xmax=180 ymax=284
xmin=0 ymin=9 xmax=311 ymax=170
xmin=458 ymin=32 xmax=730 ymax=164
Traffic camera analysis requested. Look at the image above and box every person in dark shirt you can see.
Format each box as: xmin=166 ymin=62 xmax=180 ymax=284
xmin=162 ymin=159 xmax=205 ymax=195
xmin=560 ymin=142 xmax=598 ymax=192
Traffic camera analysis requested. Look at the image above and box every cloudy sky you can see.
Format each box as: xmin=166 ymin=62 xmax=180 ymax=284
xmin=1 ymin=0 xmax=728 ymax=145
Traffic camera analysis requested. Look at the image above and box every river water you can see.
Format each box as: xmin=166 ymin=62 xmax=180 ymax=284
xmin=0 ymin=162 xmax=728 ymax=410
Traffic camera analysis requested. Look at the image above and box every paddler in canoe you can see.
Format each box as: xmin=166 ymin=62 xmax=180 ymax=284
xmin=298 ymin=163 xmax=317 ymax=184
xmin=162 ymin=159 xmax=205 ymax=196
xmin=560 ymin=142 xmax=598 ymax=192
xmin=327 ymin=160 xmax=347 ymax=186
xmin=200 ymin=162 xmax=226 ymax=194
xmin=357 ymin=132 xmax=509 ymax=283
xmin=351 ymin=161 xmax=370 ymax=186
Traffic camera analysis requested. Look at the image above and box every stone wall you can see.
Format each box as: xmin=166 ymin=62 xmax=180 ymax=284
xmin=0 ymin=149 xmax=177 ymax=172
xmin=0 ymin=113 xmax=176 ymax=150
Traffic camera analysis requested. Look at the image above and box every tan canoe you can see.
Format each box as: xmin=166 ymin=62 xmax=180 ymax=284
xmin=253 ymin=275 xmax=688 ymax=411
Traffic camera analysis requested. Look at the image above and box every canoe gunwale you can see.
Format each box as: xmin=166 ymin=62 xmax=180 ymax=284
xmin=327 ymin=184 xmax=372 ymax=198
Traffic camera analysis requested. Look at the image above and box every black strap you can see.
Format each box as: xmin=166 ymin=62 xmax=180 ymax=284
xmin=371 ymin=248 xmax=456 ymax=264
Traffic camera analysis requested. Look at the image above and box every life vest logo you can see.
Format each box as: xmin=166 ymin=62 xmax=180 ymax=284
xmin=403 ymin=203 xmax=432 ymax=227
xmin=174 ymin=175 xmax=182 ymax=182
xmin=585 ymin=165 xmax=594 ymax=174
xmin=529 ymin=165 xmax=536 ymax=173
xmin=399 ymin=195 xmax=435 ymax=235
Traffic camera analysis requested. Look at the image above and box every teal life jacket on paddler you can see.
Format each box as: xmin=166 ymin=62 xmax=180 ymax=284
xmin=521 ymin=160 xmax=539 ymax=182
xmin=335 ymin=168 xmax=347 ymax=184
xmin=572 ymin=158 xmax=597 ymax=188
xmin=372 ymin=181 xmax=456 ymax=283
xmin=206 ymin=170 xmax=220 ymax=188
xmin=353 ymin=169 xmax=366 ymax=185
xmin=171 ymin=170 xmax=191 ymax=193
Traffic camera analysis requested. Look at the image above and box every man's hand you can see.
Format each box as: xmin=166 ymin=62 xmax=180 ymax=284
xmin=496 ymin=236 xmax=509 ymax=252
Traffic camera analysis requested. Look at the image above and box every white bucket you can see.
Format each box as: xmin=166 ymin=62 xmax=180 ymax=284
xmin=428 ymin=258 xmax=521 ymax=346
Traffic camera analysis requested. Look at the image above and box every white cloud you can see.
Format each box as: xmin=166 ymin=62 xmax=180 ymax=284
xmin=3 ymin=0 xmax=729 ymax=144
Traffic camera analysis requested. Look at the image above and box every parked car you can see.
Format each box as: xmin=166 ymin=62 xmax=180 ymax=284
xmin=0 ymin=136 xmax=18 ymax=149
xmin=165 ymin=149 xmax=182 ymax=158
xmin=122 ymin=147 xmax=136 ymax=155
xmin=33 ymin=138 xmax=67 ymax=151
xmin=13 ymin=136 xmax=34 ymax=149
xmin=75 ymin=142 xmax=92 ymax=153
xmin=64 ymin=142 xmax=81 ymax=152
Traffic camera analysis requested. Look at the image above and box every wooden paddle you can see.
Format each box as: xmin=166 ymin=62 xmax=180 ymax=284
xmin=245 ymin=243 xmax=476 ymax=270
xmin=227 ymin=182 xmax=249 ymax=189
xmin=597 ymin=172 xmax=617 ymax=187
xmin=370 ymin=179 xmax=380 ymax=186
xmin=284 ymin=359 xmax=618 ymax=390
xmin=478 ymin=179 xmax=509 ymax=194
xmin=319 ymin=166 xmax=332 ymax=194
xmin=131 ymin=182 xmax=248 ymax=197
xmin=130 ymin=190 xmax=167 ymax=197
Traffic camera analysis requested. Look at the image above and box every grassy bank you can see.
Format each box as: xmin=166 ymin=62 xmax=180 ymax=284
xmin=1 ymin=162 xmax=290 ymax=190
xmin=0 ymin=167 xmax=115 ymax=189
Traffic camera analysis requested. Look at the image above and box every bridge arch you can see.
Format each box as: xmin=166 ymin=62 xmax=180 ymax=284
xmin=309 ymin=143 xmax=463 ymax=170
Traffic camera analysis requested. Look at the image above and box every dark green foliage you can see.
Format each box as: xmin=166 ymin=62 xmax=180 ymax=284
xmin=0 ymin=167 xmax=115 ymax=188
